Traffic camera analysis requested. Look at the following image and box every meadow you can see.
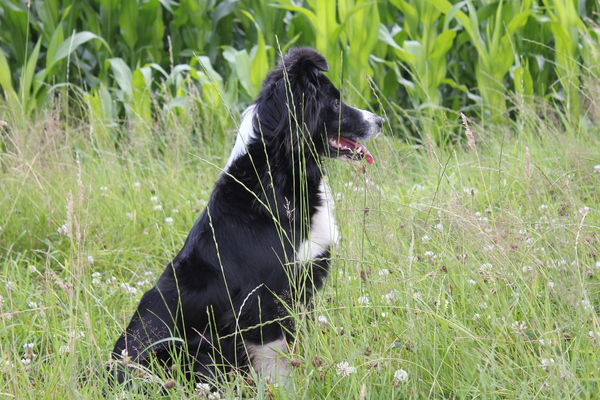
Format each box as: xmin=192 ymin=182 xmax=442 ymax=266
xmin=1 ymin=89 xmax=599 ymax=399
xmin=1 ymin=0 xmax=600 ymax=398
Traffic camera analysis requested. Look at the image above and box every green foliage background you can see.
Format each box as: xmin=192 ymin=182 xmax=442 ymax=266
xmin=2 ymin=0 xmax=600 ymax=141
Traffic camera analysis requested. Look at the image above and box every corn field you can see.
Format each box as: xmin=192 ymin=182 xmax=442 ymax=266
xmin=1 ymin=0 xmax=600 ymax=143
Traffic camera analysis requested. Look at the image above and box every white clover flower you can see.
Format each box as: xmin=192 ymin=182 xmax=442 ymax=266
xmin=540 ymin=358 xmax=555 ymax=370
xmin=164 ymin=217 xmax=174 ymax=226
xmin=133 ymin=182 xmax=141 ymax=189
xmin=357 ymin=296 xmax=371 ymax=306
xmin=538 ymin=204 xmax=548 ymax=213
xmin=522 ymin=265 xmax=533 ymax=273
xmin=435 ymin=223 xmax=444 ymax=231
xmin=317 ymin=315 xmax=329 ymax=326
xmin=120 ymin=283 xmax=139 ymax=295
xmin=394 ymin=368 xmax=409 ymax=383
xmin=154 ymin=204 xmax=163 ymax=211
xmin=172 ymin=208 xmax=179 ymax=214
xmin=382 ymin=291 xmax=396 ymax=304
xmin=381 ymin=312 xmax=388 ymax=318
xmin=336 ymin=361 xmax=357 ymax=377
xmin=20 ymin=358 xmax=31 ymax=367
xmin=100 ymin=186 xmax=108 ymax=191
xmin=421 ymin=235 xmax=431 ymax=244
xmin=150 ymin=196 xmax=159 ymax=203
xmin=57 ymin=224 xmax=70 ymax=236
xmin=579 ymin=206 xmax=590 ymax=216
xmin=511 ymin=321 xmax=527 ymax=334
xmin=126 ymin=212 xmax=134 ymax=220
xmin=594 ymin=165 xmax=600 ymax=174
xmin=378 ymin=269 xmax=390 ymax=277
xmin=580 ymin=299 xmax=593 ymax=311
xmin=58 ymin=345 xmax=70 ymax=354
xmin=424 ymin=251 xmax=434 ymax=257
xmin=589 ymin=331 xmax=600 ymax=340
xmin=468 ymin=279 xmax=477 ymax=286
xmin=547 ymin=281 xmax=555 ymax=289
xmin=87 ymin=255 xmax=94 ymax=264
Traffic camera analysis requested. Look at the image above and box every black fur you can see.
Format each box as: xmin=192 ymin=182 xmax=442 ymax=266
xmin=110 ymin=47 xmax=382 ymax=384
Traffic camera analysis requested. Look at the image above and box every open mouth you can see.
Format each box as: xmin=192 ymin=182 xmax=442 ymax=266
xmin=328 ymin=136 xmax=374 ymax=165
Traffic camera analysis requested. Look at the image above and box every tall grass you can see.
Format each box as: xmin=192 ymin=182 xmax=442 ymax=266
xmin=1 ymin=70 xmax=599 ymax=398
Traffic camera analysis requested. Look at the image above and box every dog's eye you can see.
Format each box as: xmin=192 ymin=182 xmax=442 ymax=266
xmin=333 ymin=99 xmax=340 ymax=111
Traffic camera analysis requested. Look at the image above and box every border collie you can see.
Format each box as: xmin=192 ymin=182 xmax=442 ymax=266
xmin=111 ymin=47 xmax=382 ymax=385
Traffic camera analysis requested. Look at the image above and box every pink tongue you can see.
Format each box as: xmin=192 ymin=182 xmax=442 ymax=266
xmin=336 ymin=137 xmax=374 ymax=165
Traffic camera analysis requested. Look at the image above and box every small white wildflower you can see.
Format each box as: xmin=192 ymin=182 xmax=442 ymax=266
xmin=150 ymin=196 xmax=159 ymax=203
xmin=154 ymin=204 xmax=163 ymax=211
xmin=172 ymin=208 xmax=179 ymax=214
xmin=394 ymin=368 xmax=409 ymax=383
xmin=579 ymin=206 xmax=590 ymax=216
xmin=100 ymin=186 xmax=108 ymax=191
xmin=378 ymin=269 xmax=390 ymax=277
xmin=468 ymin=279 xmax=477 ymax=286
xmin=120 ymin=283 xmax=139 ymax=295
xmin=20 ymin=358 xmax=31 ymax=367
xmin=126 ymin=212 xmax=134 ymax=220
xmin=412 ymin=292 xmax=422 ymax=301
xmin=421 ymin=235 xmax=431 ymax=244
xmin=435 ymin=223 xmax=444 ymax=231
xmin=164 ymin=217 xmax=174 ymax=226
xmin=540 ymin=358 xmax=555 ymax=370
xmin=547 ymin=281 xmax=555 ymax=289
xmin=357 ymin=296 xmax=371 ymax=306
xmin=317 ymin=315 xmax=329 ymax=327
xmin=580 ymin=299 xmax=593 ymax=311
xmin=133 ymin=182 xmax=141 ymax=189
xmin=522 ymin=265 xmax=533 ymax=273
xmin=382 ymin=291 xmax=396 ymax=304
xmin=57 ymin=224 xmax=70 ymax=236
xmin=58 ymin=345 xmax=70 ymax=355
xmin=87 ymin=255 xmax=94 ymax=264
xmin=27 ymin=302 xmax=38 ymax=308
xmin=594 ymin=165 xmax=600 ymax=174
xmin=336 ymin=361 xmax=357 ymax=377
xmin=539 ymin=339 xmax=547 ymax=346
xmin=474 ymin=313 xmax=480 ymax=319
xmin=381 ymin=312 xmax=388 ymax=318
xmin=511 ymin=321 xmax=527 ymax=335
xmin=589 ymin=331 xmax=600 ymax=340
xmin=28 ymin=265 xmax=38 ymax=273
xmin=539 ymin=204 xmax=548 ymax=213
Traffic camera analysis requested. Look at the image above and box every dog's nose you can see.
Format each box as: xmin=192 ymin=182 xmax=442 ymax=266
xmin=376 ymin=117 xmax=384 ymax=128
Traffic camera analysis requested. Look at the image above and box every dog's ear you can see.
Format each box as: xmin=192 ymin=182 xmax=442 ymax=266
xmin=282 ymin=47 xmax=329 ymax=88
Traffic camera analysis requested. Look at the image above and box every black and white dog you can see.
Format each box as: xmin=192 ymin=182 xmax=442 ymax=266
xmin=111 ymin=47 xmax=382 ymax=384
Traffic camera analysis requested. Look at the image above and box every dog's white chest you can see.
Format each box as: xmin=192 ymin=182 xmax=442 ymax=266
xmin=296 ymin=179 xmax=339 ymax=262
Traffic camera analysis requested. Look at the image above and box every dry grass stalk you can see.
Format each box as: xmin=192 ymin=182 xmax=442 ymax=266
xmin=460 ymin=113 xmax=478 ymax=157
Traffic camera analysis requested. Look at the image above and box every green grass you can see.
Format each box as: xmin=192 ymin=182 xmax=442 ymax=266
xmin=1 ymin=96 xmax=599 ymax=399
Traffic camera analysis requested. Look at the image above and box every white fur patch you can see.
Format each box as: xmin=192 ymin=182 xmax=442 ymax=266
xmin=247 ymin=338 xmax=290 ymax=381
xmin=224 ymin=104 xmax=257 ymax=171
xmin=296 ymin=179 xmax=339 ymax=262
xmin=350 ymin=106 xmax=382 ymax=139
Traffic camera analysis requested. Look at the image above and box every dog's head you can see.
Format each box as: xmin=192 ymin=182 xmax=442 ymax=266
xmin=254 ymin=47 xmax=382 ymax=165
